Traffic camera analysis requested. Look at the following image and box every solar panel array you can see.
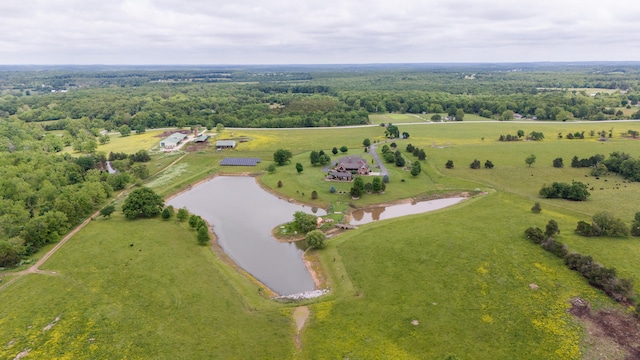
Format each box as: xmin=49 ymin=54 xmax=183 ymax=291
xmin=220 ymin=158 xmax=262 ymax=166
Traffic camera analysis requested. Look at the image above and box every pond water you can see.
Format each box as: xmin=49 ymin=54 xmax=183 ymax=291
xmin=167 ymin=176 xmax=325 ymax=296
xmin=349 ymin=197 xmax=466 ymax=225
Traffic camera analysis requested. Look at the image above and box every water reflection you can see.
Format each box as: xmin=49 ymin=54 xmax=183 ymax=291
xmin=349 ymin=197 xmax=465 ymax=226
xmin=167 ymin=176 xmax=325 ymax=295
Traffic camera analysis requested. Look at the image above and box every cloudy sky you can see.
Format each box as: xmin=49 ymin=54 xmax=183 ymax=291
xmin=1 ymin=0 xmax=639 ymax=65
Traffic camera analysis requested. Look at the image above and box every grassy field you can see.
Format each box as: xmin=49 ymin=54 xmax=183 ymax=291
xmin=301 ymin=192 xmax=615 ymax=359
xmin=4 ymin=120 xmax=640 ymax=358
xmin=0 ymin=215 xmax=294 ymax=359
xmin=97 ymin=130 xmax=169 ymax=154
xmin=369 ymin=113 xmax=491 ymax=125
xmin=369 ymin=113 xmax=428 ymax=124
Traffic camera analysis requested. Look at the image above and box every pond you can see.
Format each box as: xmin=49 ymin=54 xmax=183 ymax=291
xmin=167 ymin=176 xmax=325 ymax=296
xmin=349 ymin=197 xmax=466 ymax=225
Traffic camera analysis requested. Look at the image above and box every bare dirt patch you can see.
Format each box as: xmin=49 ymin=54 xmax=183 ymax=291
xmin=156 ymin=130 xmax=191 ymax=138
xmin=183 ymin=142 xmax=210 ymax=152
xmin=293 ymin=306 xmax=310 ymax=349
xmin=569 ymin=298 xmax=640 ymax=359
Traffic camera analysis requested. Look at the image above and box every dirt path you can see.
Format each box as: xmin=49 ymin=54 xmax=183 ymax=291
xmin=0 ymin=208 xmax=100 ymax=292
xmin=293 ymin=306 xmax=310 ymax=349
xmin=0 ymin=154 xmax=189 ymax=293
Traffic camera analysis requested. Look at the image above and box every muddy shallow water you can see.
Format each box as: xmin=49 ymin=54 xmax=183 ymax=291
xmin=349 ymin=197 xmax=465 ymax=225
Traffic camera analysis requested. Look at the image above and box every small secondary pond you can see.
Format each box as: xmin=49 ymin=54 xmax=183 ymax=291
xmin=167 ymin=176 xmax=325 ymax=296
xmin=349 ymin=197 xmax=465 ymax=226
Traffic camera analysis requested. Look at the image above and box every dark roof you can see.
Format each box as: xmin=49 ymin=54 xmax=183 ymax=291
xmin=336 ymin=156 xmax=368 ymax=170
xmin=220 ymin=158 xmax=261 ymax=166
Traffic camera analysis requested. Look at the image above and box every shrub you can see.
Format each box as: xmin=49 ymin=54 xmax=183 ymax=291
xmin=470 ymin=159 xmax=481 ymax=169
xmin=189 ymin=214 xmax=205 ymax=229
xmin=591 ymin=211 xmax=629 ymax=237
xmin=350 ymin=186 xmax=362 ymax=199
xmin=531 ymin=202 xmax=541 ymax=213
xmin=484 ymin=160 xmax=494 ymax=169
xmin=524 ymin=227 xmax=545 ymax=244
xmin=406 ymin=144 xmax=414 ymax=153
xmin=197 ymin=225 xmax=210 ymax=245
xmin=372 ymin=177 xmax=382 ymax=192
xmin=329 ymin=186 xmax=336 ymax=194
xmin=306 ymin=230 xmax=326 ymax=249
xmin=293 ymin=211 xmax=317 ymax=233
xmin=267 ymin=164 xmax=276 ymax=173
xmin=541 ymin=238 xmax=568 ymax=258
xmin=161 ymin=207 xmax=172 ymax=220
xmin=277 ymin=180 xmax=283 ymax=188
xmin=552 ymin=158 xmax=564 ymax=168
xmin=311 ymin=190 xmax=318 ymax=200
xmin=177 ymin=207 xmax=189 ymax=222
xmin=545 ymin=219 xmax=560 ymax=238
xmin=382 ymin=175 xmax=390 ymax=183
xmin=445 ymin=160 xmax=454 ymax=169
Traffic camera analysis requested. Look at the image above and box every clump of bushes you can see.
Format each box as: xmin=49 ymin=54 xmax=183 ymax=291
xmin=575 ymin=211 xmax=630 ymax=237
xmin=524 ymin=220 xmax=635 ymax=304
xmin=539 ymin=181 xmax=590 ymax=201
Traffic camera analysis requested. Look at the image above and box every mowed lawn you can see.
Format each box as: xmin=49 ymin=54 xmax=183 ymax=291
xmin=0 ymin=216 xmax=294 ymax=359
xmin=301 ymin=192 xmax=613 ymax=359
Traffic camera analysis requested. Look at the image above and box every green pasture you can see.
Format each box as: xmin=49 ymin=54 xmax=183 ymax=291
xmin=0 ymin=215 xmax=293 ymax=359
xmin=369 ymin=113 xmax=428 ymax=124
xmin=97 ymin=130 xmax=167 ymax=154
xmin=261 ymin=147 xmax=482 ymax=209
xmin=369 ymin=113 xmax=492 ymax=125
xmin=5 ymin=120 xmax=640 ymax=358
xmin=301 ymin=192 xmax=614 ymax=359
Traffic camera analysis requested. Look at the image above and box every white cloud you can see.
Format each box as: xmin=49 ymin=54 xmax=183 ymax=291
xmin=0 ymin=0 xmax=639 ymax=64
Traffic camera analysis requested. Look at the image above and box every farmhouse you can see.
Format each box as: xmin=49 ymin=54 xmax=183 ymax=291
xmin=160 ymin=132 xmax=188 ymax=149
xmin=326 ymin=155 xmax=370 ymax=181
xmin=216 ymin=140 xmax=236 ymax=150
xmin=334 ymin=156 xmax=370 ymax=175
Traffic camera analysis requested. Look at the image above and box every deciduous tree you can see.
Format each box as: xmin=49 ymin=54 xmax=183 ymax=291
xmin=273 ymin=149 xmax=292 ymax=166
xmin=122 ymin=187 xmax=164 ymax=219
xmin=306 ymin=230 xmax=326 ymax=249
xmin=525 ymin=154 xmax=536 ymax=167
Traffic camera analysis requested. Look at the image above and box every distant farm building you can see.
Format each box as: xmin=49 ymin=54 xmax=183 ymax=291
xmin=160 ymin=133 xmax=188 ymax=149
xmin=216 ymin=140 xmax=237 ymax=150
xmin=220 ymin=158 xmax=261 ymax=166
xmin=194 ymin=134 xmax=210 ymax=143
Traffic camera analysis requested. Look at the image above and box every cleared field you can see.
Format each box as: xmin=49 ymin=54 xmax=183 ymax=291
xmin=369 ymin=113 xmax=428 ymax=124
xmin=370 ymin=113 xmax=495 ymax=124
xmin=302 ymin=192 xmax=613 ymax=359
xmin=0 ymin=215 xmax=293 ymax=359
xmin=97 ymin=130 xmax=168 ymax=154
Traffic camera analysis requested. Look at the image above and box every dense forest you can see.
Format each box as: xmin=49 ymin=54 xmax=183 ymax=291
xmin=2 ymin=63 xmax=640 ymax=267
xmin=2 ymin=63 xmax=640 ymax=132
